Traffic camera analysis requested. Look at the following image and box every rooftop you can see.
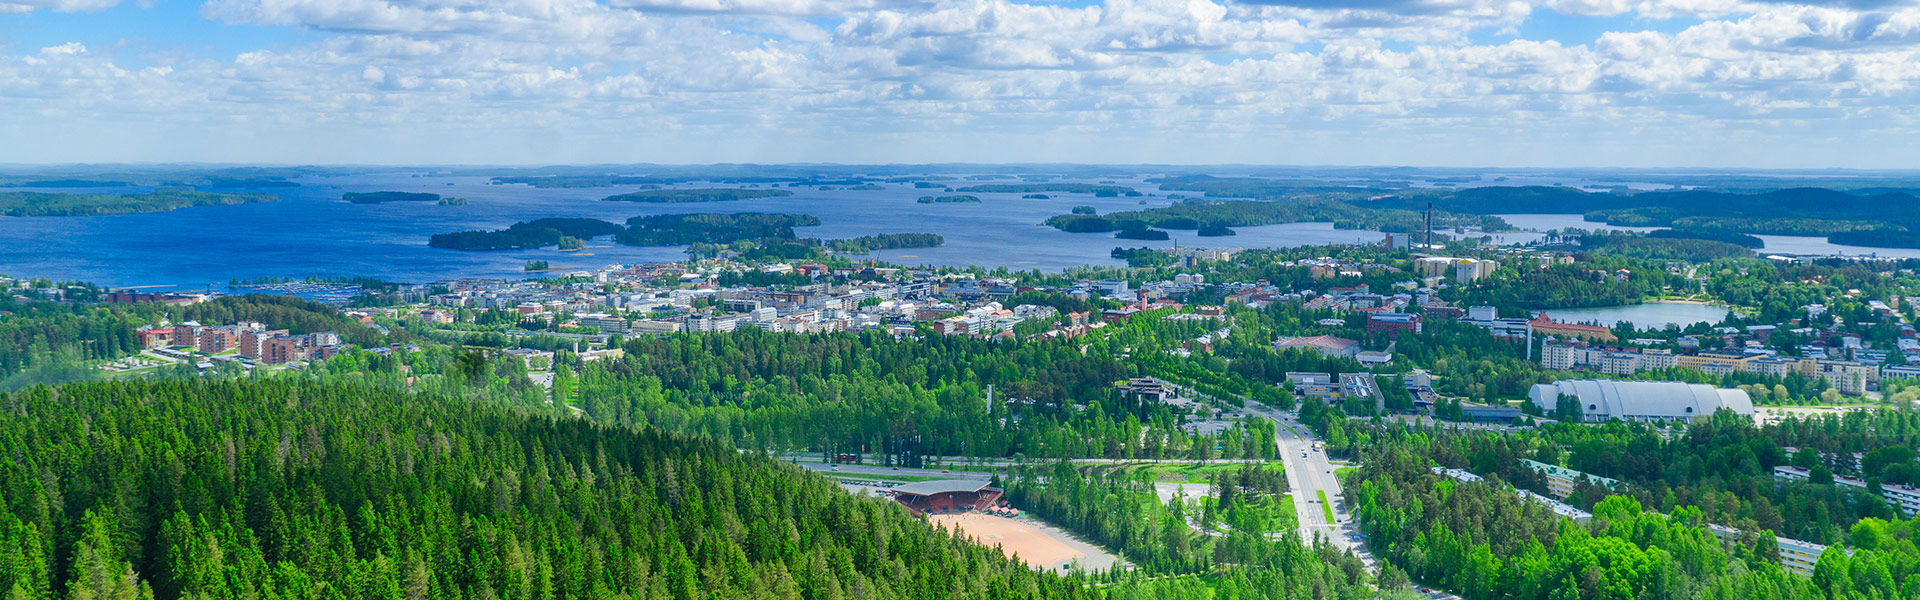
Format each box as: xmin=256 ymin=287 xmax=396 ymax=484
xmin=890 ymin=479 xmax=993 ymax=497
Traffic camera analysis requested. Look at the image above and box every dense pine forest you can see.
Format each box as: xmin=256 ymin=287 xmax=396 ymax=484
xmin=572 ymin=328 xmax=1277 ymax=461
xmin=1349 ymin=448 xmax=1920 ymax=600
xmin=0 ymin=379 xmax=1095 ymax=600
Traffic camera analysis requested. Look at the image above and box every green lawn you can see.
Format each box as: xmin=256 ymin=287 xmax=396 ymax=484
xmin=1317 ymin=490 xmax=1335 ymax=523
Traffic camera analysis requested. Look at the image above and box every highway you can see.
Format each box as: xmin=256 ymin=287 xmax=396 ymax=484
xmin=783 ymin=412 xmax=1454 ymax=598
xmin=1248 ymin=402 xmax=1469 ymax=600
xmin=1242 ymin=403 xmax=1375 ymax=568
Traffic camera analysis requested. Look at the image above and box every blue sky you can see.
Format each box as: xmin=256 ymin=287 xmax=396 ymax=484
xmin=2 ymin=0 xmax=1918 ymax=167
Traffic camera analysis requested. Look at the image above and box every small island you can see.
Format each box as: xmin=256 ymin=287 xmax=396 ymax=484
xmin=438 ymin=197 xmax=469 ymax=206
xmin=0 ymin=189 xmax=276 ymax=217
xmin=917 ymin=195 xmax=982 ymax=204
xmin=345 ymin=191 xmax=442 ymax=204
xmin=602 ymin=188 xmax=795 ymax=203
xmin=1197 ymin=224 xmax=1236 ymax=236
xmin=1023 ymin=194 xmax=1051 ymax=199
xmin=429 ymin=218 xmax=623 ymax=251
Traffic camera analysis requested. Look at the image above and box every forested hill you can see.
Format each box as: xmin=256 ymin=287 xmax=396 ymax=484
xmin=1371 ymin=185 xmax=1920 ymax=218
xmin=0 ymin=379 xmax=1091 ymax=600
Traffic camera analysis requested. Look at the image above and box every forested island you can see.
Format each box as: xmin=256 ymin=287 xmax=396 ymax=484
xmin=602 ymin=188 xmax=794 ymax=203
xmin=425 ymin=212 xmax=940 ymax=259
xmin=0 ymin=189 xmax=276 ymax=217
xmin=617 ymin=212 xmax=820 ymax=245
xmin=958 ymin=183 xmax=1138 ymax=197
xmin=1043 ymin=197 xmax=1501 ymax=237
xmin=917 ymin=195 xmax=982 ymax=203
xmin=427 ymin=217 xmax=624 ymax=250
xmin=343 ymin=191 xmax=441 ymax=203
xmin=827 ymin=233 xmax=944 ymax=252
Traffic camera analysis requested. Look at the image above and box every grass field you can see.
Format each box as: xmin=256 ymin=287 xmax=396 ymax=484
xmin=1317 ymin=490 xmax=1335 ymax=523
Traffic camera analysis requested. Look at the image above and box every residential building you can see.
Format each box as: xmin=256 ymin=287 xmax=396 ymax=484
xmin=1522 ymin=459 xmax=1619 ymax=499
xmin=1775 ymin=466 xmax=1920 ymax=516
xmin=1812 ymin=360 xmax=1878 ymax=395
xmin=1453 ymin=258 xmax=1500 ymax=283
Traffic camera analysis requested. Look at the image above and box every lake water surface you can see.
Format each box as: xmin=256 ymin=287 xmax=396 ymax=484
xmin=1538 ymin=301 xmax=1741 ymax=330
xmin=0 ymin=173 xmax=1386 ymax=287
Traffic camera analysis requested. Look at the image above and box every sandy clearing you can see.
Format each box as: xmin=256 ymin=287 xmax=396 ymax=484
xmin=932 ymin=512 xmax=1122 ymax=572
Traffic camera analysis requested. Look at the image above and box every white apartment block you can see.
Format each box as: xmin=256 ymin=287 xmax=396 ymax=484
xmin=1541 ymin=340 xmax=1674 ymax=375
xmin=1776 ymin=466 xmax=1920 ymax=516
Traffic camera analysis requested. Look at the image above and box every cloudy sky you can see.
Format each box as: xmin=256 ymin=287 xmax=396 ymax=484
xmin=1 ymin=0 xmax=1916 ymax=167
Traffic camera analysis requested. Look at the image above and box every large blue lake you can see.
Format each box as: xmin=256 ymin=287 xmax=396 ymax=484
xmin=0 ymin=174 xmax=1389 ymax=287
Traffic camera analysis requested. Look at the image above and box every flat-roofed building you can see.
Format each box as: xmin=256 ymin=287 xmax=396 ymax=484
xmin=1812 ymin=360 xmax=1878 ymax=395
xmin=1676 ymin=350 xmax=1754 ymax=374
xmin=1367 ymin=312 xmax=1422 ymax=337
xmin=1522 ymin=459 xmax=1619 ymax=499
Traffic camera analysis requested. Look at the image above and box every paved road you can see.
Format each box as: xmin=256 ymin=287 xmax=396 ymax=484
xmin=1242 ymin=403 xmax=1376 ymax=568
xmin=791 ymin=461 xmax=993 ymax=481
xmin=1248 ymin=403 xmax=1471 ymax=600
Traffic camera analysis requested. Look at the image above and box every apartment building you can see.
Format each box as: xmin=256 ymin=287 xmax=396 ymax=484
xmin=1705 ymin=524 xmax=1829 ymax=576
xmin=1541 ymin=340 xmax=1675 ymax=375
xmin=1811 ymin=360 xmax=1878 ymax=395
xmin=1675 ymin=350 xmax=1755 ymax=373
xmin=1775 ymin=466 xmax=1920 ymax=516
xmin=1522 ymin=459 xmax=1620 ymax=499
